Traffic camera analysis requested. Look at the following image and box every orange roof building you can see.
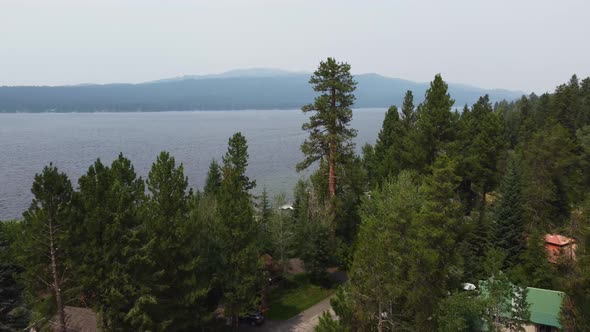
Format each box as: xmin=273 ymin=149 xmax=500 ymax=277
xmin=545 ymin=234 xmax=576 ymax=263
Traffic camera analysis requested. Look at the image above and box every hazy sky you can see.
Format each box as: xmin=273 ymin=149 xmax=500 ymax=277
xmin=1 ymin=0 xmax=588 ymax=93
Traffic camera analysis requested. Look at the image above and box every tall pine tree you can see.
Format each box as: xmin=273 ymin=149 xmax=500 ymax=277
xmin=416 ymin=74 xmax=456 ymax=169
xmin=22 ymin=164 xmax=74 ymax=332
xmin=218 ymin=133 xmax=262 ymax=330
xmin=297 ymin=57 xmax=357 ymax=200
xmin=493 ymin=157 xmax=526 ymax=270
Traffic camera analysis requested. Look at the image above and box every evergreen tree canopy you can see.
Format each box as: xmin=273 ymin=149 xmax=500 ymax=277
xmin=493 ymin=157 xmax=526 ymax=270
xmin=204 ymin=159 xmax=222 ymax=196
xmin=297 ymin=57 xmax=357 ymax=199
xmin=218 ymin=132 xmax=262 ymax=330
xmin=416 ymin=74 xmax=456 ymax=167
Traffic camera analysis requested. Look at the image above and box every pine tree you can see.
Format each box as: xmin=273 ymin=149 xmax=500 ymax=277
xmin=520 ymin=124 xmax=580 ymax=229
xmin=127 ymin=151 xmax=211 ymax=330
xmin=361 ymin=143 xmax=376 ymax=187
xmin=416 ymin=74 xmax=456 ymax=168
xmin=296 ymin=186 xmax=333 ymax=283
xmin=457 ymin=95 xmax=505 ymax=208
xmin=350 ymin=171 xmax=422 ymax=330
xmin=267 ymin=194 xmax=294 ymax=275
xmin=259 ymin=187 xmax=272 ymax=225
xmin=401 ymin=90 xmax=416 ymax=128
xmin=372 ymin=106 xmax=404 ymax=184
xmin=408 ymin=154 xmax=465 ymax=330
xmin=511 ymin=230 xmax=554 ymax=289
xmin=560 ymin=197 xmax=590 ymax=331
xmin=480 ymin=249 xmax=530 ymax=332
xmin=398 ymin=90 xmax=423 ymax=172
xmin=0 ymin=221 xmax=29 ymax=331
xmin=552 ymin=75 xmax=582 ymax=134
xmin=22 ymin=164 xmax=73 ymax=332
xmin=218 ymin=133 xmax=262 ymax=330
xmin=67 ymin=154 xmax=147 ymax=330
xmin=493 ymin=157 xmax=526 ymax=269
xmin=297 ymin=57 xmax=357 ymax=200
xmin=204 ymin=159 xmax=222 ymax=196
xmin=516 ymin=96 xmax=536 ymax=144
xmin=315 ymin=311 xmax=350 ymax=332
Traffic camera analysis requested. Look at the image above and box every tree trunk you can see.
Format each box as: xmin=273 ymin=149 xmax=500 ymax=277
xmin=232 ymin=313 xmax=239 ymax=331
xmin=49 ymin=218 xmax=66 ymax=332
xmin=328 ymin=142 xmax=336 ymax=199
xmin=328 ymin=86 xmax=337 ymax=200
xmin=377 ymin=301 xmax=383 ymax=332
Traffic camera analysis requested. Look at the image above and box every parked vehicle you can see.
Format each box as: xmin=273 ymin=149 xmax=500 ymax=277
xmin=268 ymin=274 xmax=284 ymax=286
xmin=239 ymin=312 xmax=265 ymax=326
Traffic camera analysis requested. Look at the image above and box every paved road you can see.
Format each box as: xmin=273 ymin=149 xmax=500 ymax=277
xmin=243 ymin=296 xmax=335 ymax=332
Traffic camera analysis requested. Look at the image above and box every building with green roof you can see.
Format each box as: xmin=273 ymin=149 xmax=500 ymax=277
xmin=478 ymin=280 xmax=564 ymax=331
xmin=525 ymin=287 xmax=564 ymax=331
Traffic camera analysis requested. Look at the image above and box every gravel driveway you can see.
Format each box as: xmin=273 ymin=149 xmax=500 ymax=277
xmin=242 ymin=296 xmax=335 ymax=332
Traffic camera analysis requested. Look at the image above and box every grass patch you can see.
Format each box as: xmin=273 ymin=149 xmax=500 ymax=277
xmin=266 ymin=274 xmax=335 ymax=320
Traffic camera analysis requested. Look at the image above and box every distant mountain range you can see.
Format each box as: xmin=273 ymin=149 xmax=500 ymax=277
xmin=0 ymin=69 xmax=524 ymax=112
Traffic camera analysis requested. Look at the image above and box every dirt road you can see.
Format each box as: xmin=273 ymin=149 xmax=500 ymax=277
xmin=243 ymin=296 xmax=334 ymax=332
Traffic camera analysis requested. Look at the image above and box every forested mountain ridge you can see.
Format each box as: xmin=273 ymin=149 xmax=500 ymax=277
xmin=0 ymin=70 xmax=522 ymax=112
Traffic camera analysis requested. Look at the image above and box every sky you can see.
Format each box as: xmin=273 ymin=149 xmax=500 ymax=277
xmin=1 ymin=0 xmax=588 ymax=93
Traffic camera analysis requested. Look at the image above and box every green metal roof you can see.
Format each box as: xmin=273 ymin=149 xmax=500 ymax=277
xmin=526 ymin=287 xmax=564 ymax=328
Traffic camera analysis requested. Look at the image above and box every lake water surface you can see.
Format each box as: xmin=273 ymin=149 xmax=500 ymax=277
xmin=0 ymin=109 xmax=386 ymax=220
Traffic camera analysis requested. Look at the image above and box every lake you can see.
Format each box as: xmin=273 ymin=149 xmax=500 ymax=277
xmin=0 ymin=109 xmax=386 ymax=220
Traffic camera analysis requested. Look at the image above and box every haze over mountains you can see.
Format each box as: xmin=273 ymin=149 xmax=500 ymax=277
xmin=0 ymin=69 xmax=524 ymax=112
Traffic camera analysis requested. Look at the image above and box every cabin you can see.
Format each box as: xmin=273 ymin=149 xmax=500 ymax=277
xmin=545 ymin=234 xmax=576 ymax=263
xmin=523 ymin=287 xmax=564 ymax=332
xmin=478 ymin=282 xmax=564 ymax=332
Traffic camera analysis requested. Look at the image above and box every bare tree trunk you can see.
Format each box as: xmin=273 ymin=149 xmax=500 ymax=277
xmin=377 ymin=301 xmax=383 ymax=332
xmin=328 ymin=142 xmax=336 ymax=199
xmin=49 ymin=218 xmax=66 ymax=332
xmin=328 ymin=86 xmax=337 ymax=201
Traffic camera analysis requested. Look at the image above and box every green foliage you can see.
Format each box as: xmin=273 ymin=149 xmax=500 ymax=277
xmin=510 ymin=230 xmax=554 ymax=289
xmin=454 ymin=95 xmax=505 ymax=211
xmin=493 ymin=156 xmax=526 ymax=270
xmin=263 ymin=193 xmax=295 ymax=274
xmin=66 ymin=154 xmax=147 ymax=330
xmin=291 ymin=176 xmax=336 ymax=282
xmin=19 ymin=164 xmax=74 ymax=332
xmin=333 ymin=156 xmax=367 ymax=246
xmin=368 ymin=90 xmax=422 ymax=188
xmin=203 ymin=159 xmax=222 ymax=196
xmin=259 ymin=187 xmax=272 ymax=225
xmin=350 ymin=171 xmax=422 ymax=328
xmin=437 ymin=249 xmax=530 ymax=332
xmin=437 ymin=291 xmax=484 ymax=332
xmin=560 ymin=197 xmax=590 ymax=331
xmin=266 ymin=274 xmax=334 ymax=320
xmin=315 ymin=311 xmax=350 ymax=332
xmin=372 ymin=105 xmax=405 ymax=183
xmin=297 ymin=57 xmax=357 ymax=202
xmin=348 ymin=160 xmax=467 ymax=331
xmin=459 ymin=211 xmax=493 ymax=282
xmin=519 ymin=123 xmax=581 ymax=229
xmin=297 ymin=57 xmax=357 ymax=172
xmin=416 ymin=74 xmax=456 ymax=167
xmin=9 ymin=72 xmax=590 ymax=332
xmin=409 ymin=154 xmax=465 ymax=330
xmin=298 ymin=218 xmax=332 ymax=284
xmin=217 ymin=132 xmax=263 ymax=329
xmin=480 ymin=249 xmax=530 ymax=332
xmin=0 ymin=221 xmax=29 ymax=331
xmin=126 ymin=151 xmax=214 ymax=331
xmin=222 ymin=132 xmax=255 ymax=191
